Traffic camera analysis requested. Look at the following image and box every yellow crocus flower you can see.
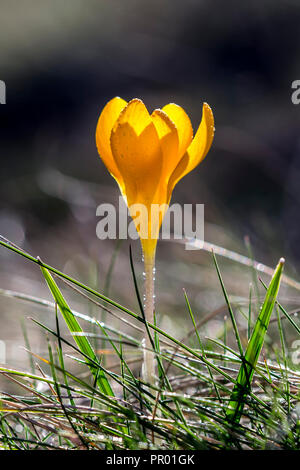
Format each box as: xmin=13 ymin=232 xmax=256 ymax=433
xmin=95 ymin=97 xmax=214 ymax=385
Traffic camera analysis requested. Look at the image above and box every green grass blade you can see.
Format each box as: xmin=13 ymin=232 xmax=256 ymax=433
xmin=226 ymin=258 xmax=285 ymax=423
xmin=212 ymin=251 xmax=244 ymax=357
xmin=260 ymin=278 xmax=300 ymax=335
xmin=40 ymin=265 xmax=114 ymax=397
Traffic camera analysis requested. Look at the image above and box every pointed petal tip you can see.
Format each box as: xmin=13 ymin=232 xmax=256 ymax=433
xmin=151 ymin=108 xmax=177 ymax=130
xmin=111 ymin=97 xmax=153 ymax=138
xmin=128 ymin=97 xmax=144 ymax=105
xmin=108 ymin=96 xmax=126 ymax=104
xmin=167 ymin=102 xmax=180 ymax=108
xmin=202 ymin=102 xmax=213 ymax=116
xmin=202 ymin=102 xmax=215 ymax=132
xmin=119 ymin=97 xmax=148 ymax=115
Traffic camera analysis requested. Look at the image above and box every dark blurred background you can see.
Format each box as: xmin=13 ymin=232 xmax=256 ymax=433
xmin=0 ymin=0 xmax=300 ymax=371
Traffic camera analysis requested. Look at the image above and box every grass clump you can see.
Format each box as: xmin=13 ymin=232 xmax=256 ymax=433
xmin=0 ymin=237 xmax=299 ymax=450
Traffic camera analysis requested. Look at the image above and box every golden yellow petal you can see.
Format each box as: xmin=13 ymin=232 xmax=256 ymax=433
xmin=162 ymin=103 xmax=193 ymax=158
xmin=184 ymin=102 xmax=214 ymax=174
xmin=114 ymin=98 xmax=151 ymax=135
xmin=95 ymin=96 xmax=127 ymax=186
xmin=151 ymin=109 xmax=180 ymax=181
xmin=148 ymin=109 xmax=180 ymax=243
xmin=166 ymin=103 xmax=214 ymax=202
xmin=110 ymin=99 xmax=163 ymax=207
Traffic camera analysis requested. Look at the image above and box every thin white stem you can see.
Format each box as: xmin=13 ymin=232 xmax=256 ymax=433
xmin=142 ymin=253 xmax=156 ymax=386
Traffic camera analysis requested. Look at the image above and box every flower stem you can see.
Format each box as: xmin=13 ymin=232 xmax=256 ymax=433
xmin=143 ymin=252 xmax=156 ymax=387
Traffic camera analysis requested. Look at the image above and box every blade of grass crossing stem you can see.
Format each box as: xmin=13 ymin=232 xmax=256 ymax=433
xmin=226 ymin=258 xmax=285 ymax=423
xmin=40 ymin=265 xmax=114 ymax=397
xmin=129 ymin=246 xmax=159 ymax=381
xmin=153 ymin=311 xmax=164 ymax=386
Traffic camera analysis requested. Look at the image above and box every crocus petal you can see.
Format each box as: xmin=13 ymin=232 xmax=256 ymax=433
xmin=184 ymin=102 xmax=214 ymax=174
xmin=151 ymin=109 xmax=180 ymax=182
xmin=147 ymin=109 xmax=180 ymax=247
xmin=162 ymin=103 xmax=193 ymax=158
xmin=110 ymin=99 xmax=163 ymax=207
xmin=166 ymin=102 xmax=214 ymax=202
xmin=113 ymin=98 xmax=151 ymax=136
xmin=95 ymin=96 xmax=127 ymax=190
